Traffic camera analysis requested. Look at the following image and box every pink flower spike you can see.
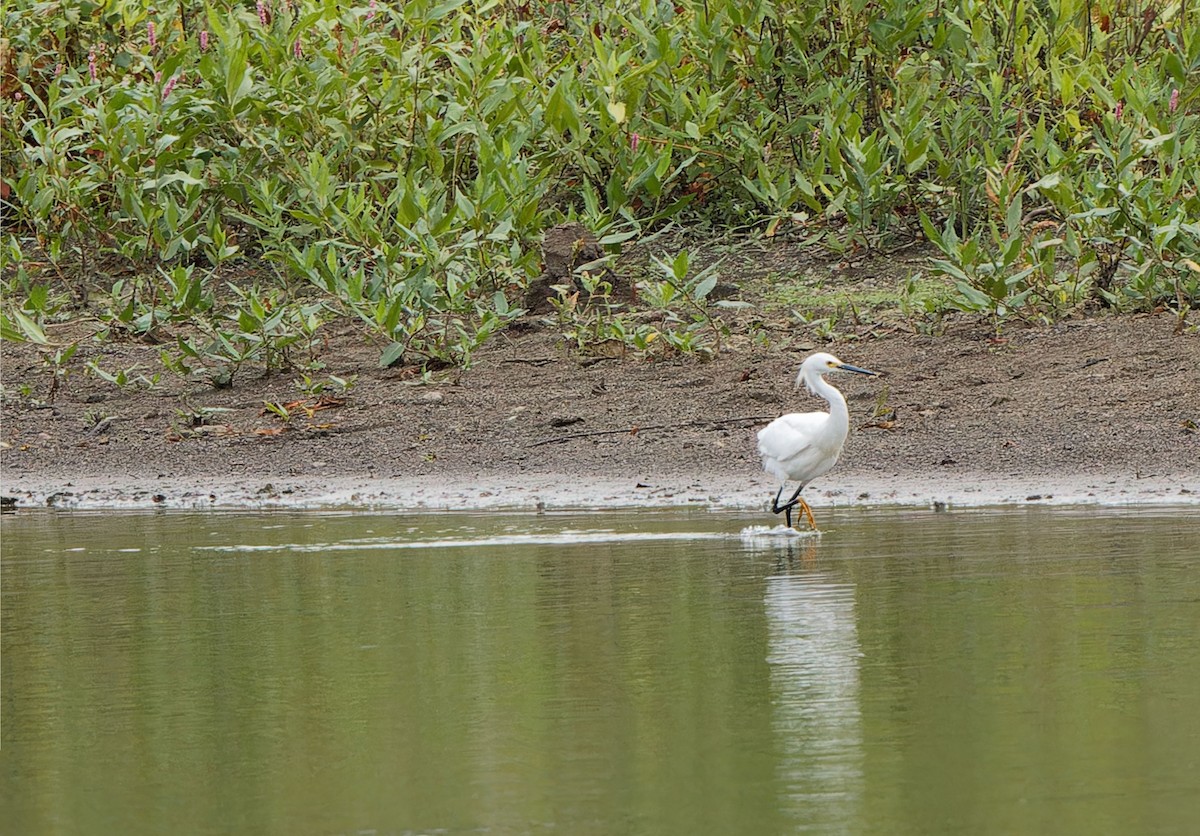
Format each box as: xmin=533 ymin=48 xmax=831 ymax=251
xmin=367 ymin=0 xmax=377 ymax=20
xmin=88 ymin=48 xmax=97 ymax=81
xmin=294 ymin=38 xmax=303 ymax=58
xmin=200 ymin=30 xmax=209 ymax=52
xmin=630 ymin=132 xmax=639 ymax=152
xmin=257 ymin=0 xmax=269 ymax=27
xmin=1114 ymin=101 xmax=1123 ymax=119
xmin=148 ymin=21 xmax=156 ymax=51
xmin=55 ymin=62 xmax=64 ymax=77
xmin=1169 ymin=88 xmax=1180 ymax=114
xmin=155 ymin=70 xmax=163 ymax=83
xmin=162 ymin=76 xmax=177 ymax=101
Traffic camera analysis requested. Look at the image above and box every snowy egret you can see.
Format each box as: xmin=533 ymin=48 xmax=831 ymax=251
xmin=758 ymin=352 xmax=880 ymax=530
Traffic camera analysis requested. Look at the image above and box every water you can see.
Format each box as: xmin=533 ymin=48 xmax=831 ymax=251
xmin=2 ymin=507 xmax=1199 ymax=835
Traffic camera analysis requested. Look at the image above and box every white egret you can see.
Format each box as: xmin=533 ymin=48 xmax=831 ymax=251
xmin=758 ymin=352 xmax=880 ymax=530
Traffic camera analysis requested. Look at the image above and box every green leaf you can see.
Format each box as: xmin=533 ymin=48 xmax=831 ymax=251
xmin=671 ymin=250 xmax=689 ymax=281
xmin=597 ymin=228 xmax=639 ymax=246
xmin=1138 ymin=133 xmax=1176 ymax=152
xmin=1004 ymin=191 xmax=1023 ymax=234
xmin=1033 ymin=238 xmax=1064 ymax=250
xmin=427 ymin=0 xmax=468 ymax=19
xmin=1 ymin=313 xmax=27 ymax=342
xmin=953 ymin=281 xmax=993 ymax=310
xmin=1164 ymin=51 xmax=1186 ymax=87
xmin=918 ymin=212 xmax=945 ymax=250
xmin=141 ymin=172 xmax=206 ymax=190
xmin=154 ymin=134 xmax=182 ymax=156
xmin=693 ymin=274 xmax=717 ymax=300
xmin=224 ymin=39 xmax=253 ymax=114
xmin=654 ymin=145 xmax=673 ymax=180
xmin=931 ymin=258 xmax=971 ymax=284
xmin=9 ymin=310 xmax=50 ymax=345
xmin=1028 ymin=173 xmax=1060 ymax=192
xmin=379 ymin=342 xmax=405 ymax=368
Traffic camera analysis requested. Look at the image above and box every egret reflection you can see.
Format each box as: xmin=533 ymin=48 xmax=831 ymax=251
xmin=765 ymin=568 xmax=864 ymax=831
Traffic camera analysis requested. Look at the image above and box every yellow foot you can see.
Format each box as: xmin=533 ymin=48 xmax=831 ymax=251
xmin=797 ymin=497 xmax=818 ymax=531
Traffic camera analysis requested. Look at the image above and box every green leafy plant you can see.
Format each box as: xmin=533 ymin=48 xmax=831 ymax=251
xmin=86 ymin=360 xmax=160 ymax=390
xmin=549 ymin=269 xmax=630 ymax=354
xmin=40 ymin=343 xmax=78 ymax=402
xmin=294 ymin=373 xmax=357 ymax=398
xmin=2 ymin=0 xmax=1195 ymax=355
xmin=642 ymin=250 xmax=733 ymax=356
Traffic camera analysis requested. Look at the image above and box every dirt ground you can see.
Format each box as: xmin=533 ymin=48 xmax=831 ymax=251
xmin=2 ymin=247 xmax=1198 ymax=513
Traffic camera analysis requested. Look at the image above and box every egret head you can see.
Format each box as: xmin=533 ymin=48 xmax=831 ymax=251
xmin=797 ymin=352 xmax=879 ymax=394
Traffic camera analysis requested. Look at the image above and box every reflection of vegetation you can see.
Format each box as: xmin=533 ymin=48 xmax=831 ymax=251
xmin=3 ymin=0 xmax=1196 ymax=379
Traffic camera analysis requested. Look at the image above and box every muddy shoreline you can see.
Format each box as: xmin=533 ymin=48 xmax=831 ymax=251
xmin=3 ymin=309 xmax=1198 ymax=515
xmin=5 ymin=469 xmax=1196 ymax=514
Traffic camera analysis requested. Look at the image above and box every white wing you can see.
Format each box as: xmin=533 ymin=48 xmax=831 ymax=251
xmin=757 ymin=411 xmax=840 ymax=483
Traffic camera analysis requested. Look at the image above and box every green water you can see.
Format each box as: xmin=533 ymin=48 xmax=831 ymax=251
xmin=2 ymin=507 xmax=1199 ymax=835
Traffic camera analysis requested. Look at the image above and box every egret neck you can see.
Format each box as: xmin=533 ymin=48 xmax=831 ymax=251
xmin=804 ymin=369 xmax=849 ymax=436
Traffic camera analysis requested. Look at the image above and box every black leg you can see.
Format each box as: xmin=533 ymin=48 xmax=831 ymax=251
xmin=771 ymin=484 xmax=804 ymax=513
xmin=771 ymin=484 xmax=805 ymax=529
